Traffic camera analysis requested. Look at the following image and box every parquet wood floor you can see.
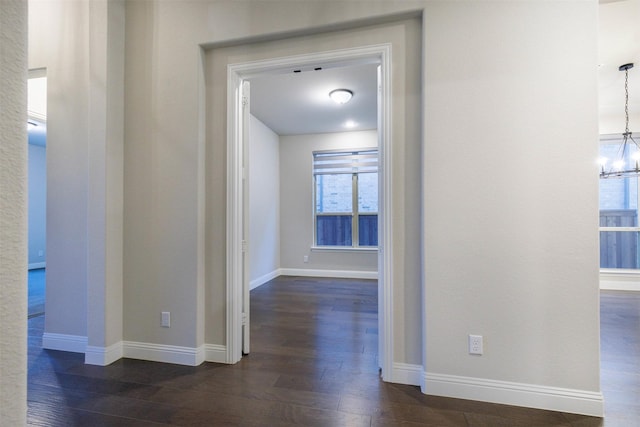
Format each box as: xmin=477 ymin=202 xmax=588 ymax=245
xmin=26 ymin=277 xmax=638 ymax=426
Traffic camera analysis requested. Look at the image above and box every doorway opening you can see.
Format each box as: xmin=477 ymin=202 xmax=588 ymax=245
xmin=226 ymin=44 xmax=394 ymax=380
xmin=27 ymin=69 xmax=47 ymax=319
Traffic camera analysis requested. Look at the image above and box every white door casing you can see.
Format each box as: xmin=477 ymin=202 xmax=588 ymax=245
xmin=241 ymin=80 xmax=251 ymax=355
xmin=226 ymin=44 xmax=394 ymax=380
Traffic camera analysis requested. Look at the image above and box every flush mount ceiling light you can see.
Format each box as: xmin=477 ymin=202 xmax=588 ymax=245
xmin=329 ymin=89 xmax=353 ymax=104
xmin=600 ymin=63 xmax=638 ymax=179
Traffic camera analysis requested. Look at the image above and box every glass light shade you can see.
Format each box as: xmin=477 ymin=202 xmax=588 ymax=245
xmin=329 ymin=89 xmax=353 ymax=104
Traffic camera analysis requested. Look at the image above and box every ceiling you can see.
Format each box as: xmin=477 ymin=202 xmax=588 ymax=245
xmin=598 ymin=0 xmax=640 ymax=119
xmin=27 ymin=75 xmax=47 ymax=147
xmin=250 ymin=63 xmax=378 ymax=135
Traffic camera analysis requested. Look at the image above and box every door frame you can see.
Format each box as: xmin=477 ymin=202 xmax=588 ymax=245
xmin=226 ymin=44 xmax=394 ymax=380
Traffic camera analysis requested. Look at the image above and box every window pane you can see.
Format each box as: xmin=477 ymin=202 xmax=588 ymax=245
xmin=599 ymin=140 xmax=638 ymax=212
xmin=359 ymin=215 xmax=378 ymax=246
xmin=600 ymin=230 xmax=640 ymax=269
xmin=317 ymin=215 xmax=352 ymax=246
xmin=316 ymin=174 xmax=352 ymax=213
xmin=600 ymin=210 xmax=638 ymax=227
xmin=358 ymin=172 xmax=378 ymax=213
xmin=599 ymin=177 xmax=638 ymax=212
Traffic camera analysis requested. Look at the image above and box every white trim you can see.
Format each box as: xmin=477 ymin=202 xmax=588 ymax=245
xmin=42 ymin=333 xmax=87 ymax=353
xmin=600 ymin=270 xmax=640 ymax=291
xmin=122 ymin=341 xmax=204 ymax=366
xmin=392 ymin=363 xmax=423 ymax=386
xmin=40 ymin=335 xmax=229 ymax=366
xmin=204 ymin=344 xmax=227 ymax=363
xmin=423 ymin=372 xmax=604 ymax=417
xmin=378 ymin=43 xmax=394 ymax=384
xmin=85 ymin=342 xmax=123 ymax=366
xmin=600 ymin=280 xmax=640 ymax=291
xmin=28 ymin=262 xmax=46 ymax=270
xmin=310 ymin=246 xmax=378 ymax=253
xmin=599 ymin=226 xmax=640 ymax=232
xmin=279 ymin=268 xmax=377 ymax=280
xmin=195 ymin=345 xmax=206 ymax=366
xmin=226 ymin=43 xmax=394 ymax=378
xmin=226 ymin=67 xmax=244 ymax=365
xmin=250 ymin=269 xmax=280 ymax=290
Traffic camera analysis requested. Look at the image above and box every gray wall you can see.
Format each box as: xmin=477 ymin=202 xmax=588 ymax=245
xmin=249 ymin=117 xmax=380 ymax=285
xmin=28 ymin=144 xmax=46 ymax=268
xmin=29 ymin=0 xmax=125 ymax=360
xmin=422 ymin=1 xmax=600 ymax=391
xmin=0 ymin=0 xmax=28 ymax=423
xmin=249 ymin=115 xmax=280 ymax=286
xmin=27 ymin=0 xmax=601 ymax=413
xmin=279 ymin=130 xmax=378 ymax=272
xmin=30 ymin=0 xmax=89 ymax=339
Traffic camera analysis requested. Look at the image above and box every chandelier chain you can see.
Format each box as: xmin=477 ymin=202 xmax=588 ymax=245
xmin=625 ymin=67 xmax=630 ymax=134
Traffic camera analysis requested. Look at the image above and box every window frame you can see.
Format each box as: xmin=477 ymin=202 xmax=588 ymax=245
xmin=313 ymin=148 xmax=379 ymax=249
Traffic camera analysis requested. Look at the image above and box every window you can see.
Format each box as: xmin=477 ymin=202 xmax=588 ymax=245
xmin=313 ymin=149 xmax=378 ymax=248
xmin=599 ymin=134 xmax=640 ymax=269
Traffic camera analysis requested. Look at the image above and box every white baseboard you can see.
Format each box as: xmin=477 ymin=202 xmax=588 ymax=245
xmin=42 ymin=334 xmax=228 ymax=367
xmin=123 ymin=341 xmax=204 ymax=366
xmin=28 ymin=262 xmax=46 ymax=270
xmin=85 ymin=342 xmax=123 ymax=366
xmin=600 ymin=281 xmax=640 ymax=291
xmin=423 ymin=372 xmax=604 ymax=417
xmin=122 ymin=342 xmax=227 ymax=366
xmin=250 ymin=269 xmax=280 ymax=290
xmin=279 ymin=268 xmax=378 ymax=280
xmin=600 ymin=271 xmax=640 ymax=291
xmin=42 ymin=333 xmax=87 ymax=353
xmin=251 ymin=268 xmax=378 ymax=288
xmin=391 ymin=363 xmax=423 ymax=386
xmin=204 ymin=344 xmax=227 ymax=363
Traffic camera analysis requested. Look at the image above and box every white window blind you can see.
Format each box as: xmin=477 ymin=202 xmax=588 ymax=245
xmin=313 ymin=150 xmax=378 ymax=175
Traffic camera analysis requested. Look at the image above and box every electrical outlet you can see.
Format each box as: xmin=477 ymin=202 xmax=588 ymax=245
xmin=161 ymin=312 xmax=170 ymax=328
xmin=38 ymin=250 xmax=44 ymax=257
xmin=303 ymin=255 xmax=309 ymax=263
xmin=469 ymin=334 xmax=483 ymax=355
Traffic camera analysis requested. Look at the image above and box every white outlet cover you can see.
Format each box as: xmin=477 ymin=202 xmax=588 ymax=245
xmin=469 ymin=334 xmax=483 ymax=355
xmin=161 ymin=311 xmax=170 ymax=327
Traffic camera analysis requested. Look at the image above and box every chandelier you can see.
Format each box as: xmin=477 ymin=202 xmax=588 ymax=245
xmin=599 ymin=63 xmax=637 ymax=179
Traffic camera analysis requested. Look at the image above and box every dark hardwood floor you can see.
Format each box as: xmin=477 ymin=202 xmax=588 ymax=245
xmin=599 ymin=291 xmax=640 ymax=426
xmin=27 ymin=277 xmax=638 ymax=426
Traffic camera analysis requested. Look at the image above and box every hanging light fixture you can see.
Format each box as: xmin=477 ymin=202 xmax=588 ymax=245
xmin=600 ymin=63 xmax=638 ymax=179
xmin=329 ymin=89 xmax=353 ymax=104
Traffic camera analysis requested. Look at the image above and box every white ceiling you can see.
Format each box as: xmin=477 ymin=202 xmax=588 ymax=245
xmin=249 ymin=63 xmax=378 ymax=135
xmin=27 ymin=75 xmax=47 ymax=147
xmin=598 ymin=0 xmax=640 ymax=119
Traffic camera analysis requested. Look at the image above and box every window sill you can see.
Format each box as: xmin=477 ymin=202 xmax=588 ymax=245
xmin=311 ymin=246 xmax=378 ymax=253
xmin=600 ymin=268 xmax=640 ymax=276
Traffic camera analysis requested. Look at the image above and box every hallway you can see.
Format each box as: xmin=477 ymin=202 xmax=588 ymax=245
xmin=26 ymin=278 xmax=637 ymax=426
